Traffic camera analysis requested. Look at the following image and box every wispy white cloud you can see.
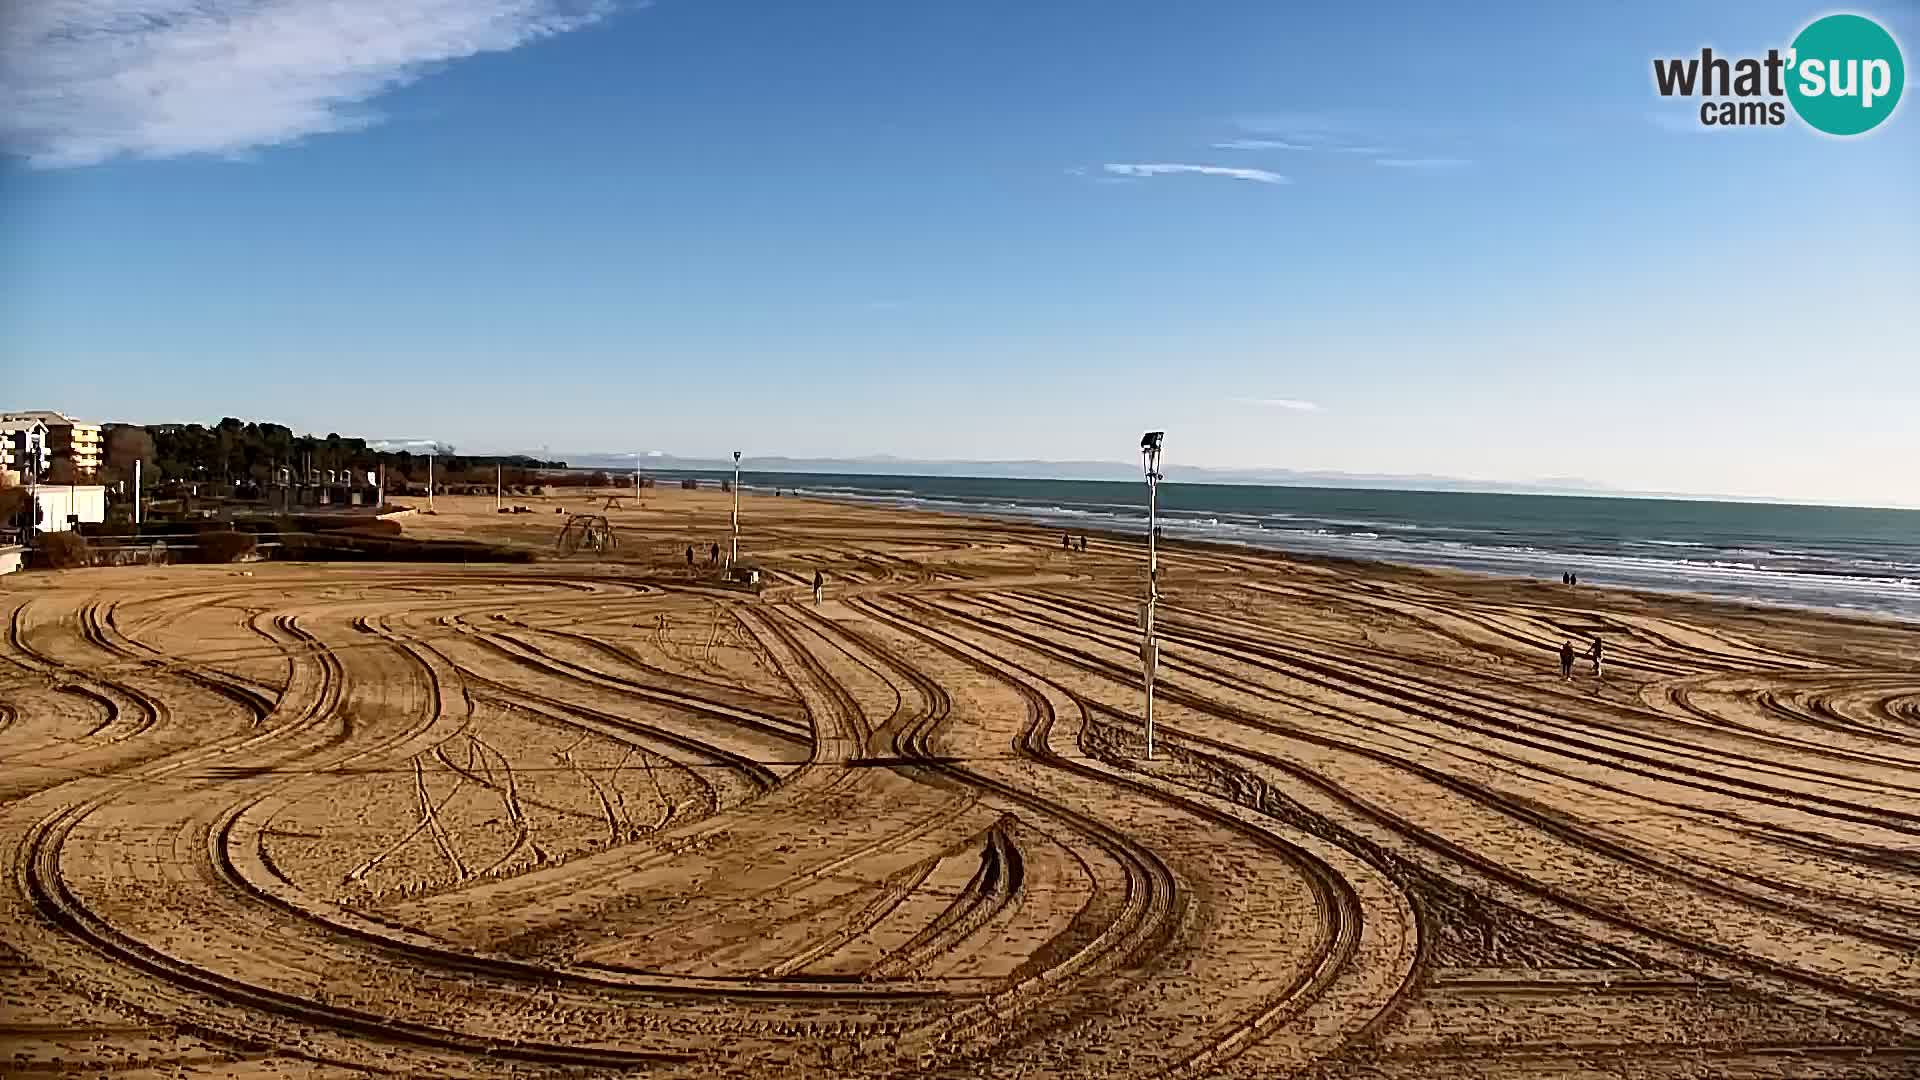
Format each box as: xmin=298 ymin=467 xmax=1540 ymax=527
xmin=1230 ymin=111 xmax=1476 ymax=161
xmin=1210 ymin=138 xmax=1312 ymax=151
xmin=1231 ymin=397 xmax=1323 ymax=412
xmin=1 ymin=0 xmax=621 ymax=168
xmin=1103 ymin=163 xmax=1289 ymax=185
xmin=1376 ymin=156 xmax=1472 ymax=170
xmin=1233 ymin=110 xmax=1359 ymax=138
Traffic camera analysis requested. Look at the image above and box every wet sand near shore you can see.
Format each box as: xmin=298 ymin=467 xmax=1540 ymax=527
xmin=3 ymin=487 xmax=1917 ymax=1078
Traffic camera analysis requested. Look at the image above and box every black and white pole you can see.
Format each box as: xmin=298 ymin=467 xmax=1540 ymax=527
xmin=1140 ymin=431 xmax=1164 ymax=760
xmin=730 ymin=450 xmax=742 ymax=566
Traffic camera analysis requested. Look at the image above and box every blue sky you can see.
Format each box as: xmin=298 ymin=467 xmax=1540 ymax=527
xmin=3 ymin=0 xmax=1916 ymax=505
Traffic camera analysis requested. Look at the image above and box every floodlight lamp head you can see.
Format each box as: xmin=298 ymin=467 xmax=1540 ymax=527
xmin=1140 ymin=431 xmax=1164 ymax=454
xmin=733 ymin=451 xmax=742 ymax=462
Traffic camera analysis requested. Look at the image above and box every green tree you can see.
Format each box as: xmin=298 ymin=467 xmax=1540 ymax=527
xmin=103 ymin=425 xmax=158 ymax=485
xmin=0 ymin=485 xmax=32 ymax=531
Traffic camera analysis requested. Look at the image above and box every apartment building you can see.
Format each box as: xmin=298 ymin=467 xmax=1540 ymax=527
xmin=1 ymin=410 xmax=104 ymax=477
xmin=1 ymin=418 xmax=48 ymax=481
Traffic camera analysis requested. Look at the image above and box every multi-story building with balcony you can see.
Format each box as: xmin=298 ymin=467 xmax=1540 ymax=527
xmin=1 ymin=418 xmax=48 ymax=482
xmin=1 ymin=410 xmax=103 ymax=477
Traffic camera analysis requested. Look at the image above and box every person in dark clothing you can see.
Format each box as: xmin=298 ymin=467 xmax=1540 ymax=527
xmin=709 ymin=543 xmax=719 ymax=565
xmin=1588 ymin=638 xmax=1605 ymax=678
xmin=812 ymin=569 xmax=824 ymax=605
xmin=1078 ymin=535 xmax=1087 ymax=552
xmin=1062 ymin=532 xmax=1072 ymax=550
xmin=1558 ymin=641 xmax=1576 ymax=680
xmin=686 ymin=545 xmax=694 ymax=567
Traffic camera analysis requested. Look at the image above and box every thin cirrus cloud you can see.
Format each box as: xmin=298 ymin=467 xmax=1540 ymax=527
xmin=1232 ymin=397 xmax=1323 ymax=412
xmin=1230 ymin=111 xmax=1475 ymax=160
xmin=1375 ymin=156 xmax=1472 ymax=170
xmin=0 ymin=0 xmax=624 ymax=168
xmin=1210 ymin=138 xmax=1312 ymax=151
xmin=1103 ymin=163 xmax=1289 ymax=185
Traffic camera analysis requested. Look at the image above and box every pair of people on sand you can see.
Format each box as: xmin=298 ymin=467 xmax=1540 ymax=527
xmin=1560 ymin=639 xmax=1603 ymax=679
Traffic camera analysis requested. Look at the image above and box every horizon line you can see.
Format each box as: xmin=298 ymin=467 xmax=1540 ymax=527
xmin=524 ymin=455 xmax=1919 ymax=513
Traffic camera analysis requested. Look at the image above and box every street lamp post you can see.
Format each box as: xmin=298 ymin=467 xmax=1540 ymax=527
xmin=26 ymin=441 xmax=40 ymax=553
xmin=1140 ymin=431 xmax=1164 ymax=760
xmin=730 ymin=450 xmax=742 ymax=566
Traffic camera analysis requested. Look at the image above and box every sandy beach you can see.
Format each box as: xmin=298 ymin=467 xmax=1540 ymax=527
xmin=3 ymin=485 xmax=1917 ymax=1078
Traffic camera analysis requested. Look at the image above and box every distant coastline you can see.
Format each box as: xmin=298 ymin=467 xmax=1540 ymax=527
xmin=648 ymin=468 xmax=1920 ymax=623
xmin=554 ymin=454 xmax=1915 ymax=512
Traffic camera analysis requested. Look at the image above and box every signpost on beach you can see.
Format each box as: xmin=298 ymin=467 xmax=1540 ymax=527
xmin=1140 ymin=431 xmax=1164 ymax=760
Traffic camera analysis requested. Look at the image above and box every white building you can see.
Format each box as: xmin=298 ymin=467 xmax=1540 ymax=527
xmin=31 ymin=485 xmax=107 ymax=533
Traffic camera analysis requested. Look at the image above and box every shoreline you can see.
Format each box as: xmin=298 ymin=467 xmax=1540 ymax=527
xmin=763 ymin=484 xmax=1920 ymax=629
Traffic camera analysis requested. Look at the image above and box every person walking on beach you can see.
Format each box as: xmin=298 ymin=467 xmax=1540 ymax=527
xmin=709 ymin=542 xmax=719 ymax=565
xmin=1558 ymin=641 xmax=1576 ymax=680
xmin=1588 ymin=638 xmax=1605 ymax=678
xmin=812 ymin=569 xmax=824 ymax=605
xmin=1078 ymin=535 xmax=1087 ymax=552
xmin=1063 ymin=532 xmax=1072 ymax=551
xmin=686 ymin=544 xmax=694 ymax=568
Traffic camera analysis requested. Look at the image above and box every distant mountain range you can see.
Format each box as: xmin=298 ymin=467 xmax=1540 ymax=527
xmin=558 ymin=452 xmax=1624 ymax=498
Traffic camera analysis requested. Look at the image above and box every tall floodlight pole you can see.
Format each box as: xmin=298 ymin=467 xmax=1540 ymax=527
xmin=428 ymin=449 xmax=435 ymax=512
xmin=495 ymin=462 xmax=502 ymax=512
xmin=1139 ymin=431 xmax=1165 ymax=760
xmin=27 ymin=440 xmax=40 ymax=552
xmin=730 ymin=450 xmax=742 ymax=566
xmin=133 ymin=459 xmax=142 ymax=526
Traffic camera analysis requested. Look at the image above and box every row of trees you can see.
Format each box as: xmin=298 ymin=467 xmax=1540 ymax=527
xmin=99 ymin=418 xmax=565 ymax=489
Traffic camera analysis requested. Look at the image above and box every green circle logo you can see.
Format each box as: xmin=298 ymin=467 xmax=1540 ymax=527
xmin=1787 ymin=14 xmax=1904 ymax=135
